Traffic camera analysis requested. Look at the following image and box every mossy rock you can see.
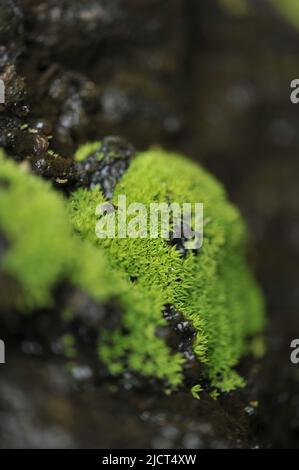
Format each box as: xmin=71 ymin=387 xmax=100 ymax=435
xmin=70 ymin=144 xmax=265 ymax=392
xmin=0 ymin=146 xmax=265 ymax=393
xmin=270 ymin=0 xmax=299 ymax=29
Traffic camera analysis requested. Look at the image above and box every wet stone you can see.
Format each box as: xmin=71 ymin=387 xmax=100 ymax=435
xmin=168 ymin=221 xmax=200 ymax=258
xmin=73 ymin=136 xmax=135 ymax=198
xmin=162 ymin=305 xmax=196 ymax=357
xmin=68 ymin=293 xmax=123 ymax=338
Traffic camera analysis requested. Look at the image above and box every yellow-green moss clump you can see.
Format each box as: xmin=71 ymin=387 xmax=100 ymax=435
xmin=270 ymin=0 xmax=299 ymax=29
xmin=0 ymin=150 xmax=184 ymax=388
xmin=0 ymin=150 xmax=117 ymax=309
xmin=0 ymin=147 xmax=265 ymax=392
xmin=69 ymin=146 xmax=265 ymax=392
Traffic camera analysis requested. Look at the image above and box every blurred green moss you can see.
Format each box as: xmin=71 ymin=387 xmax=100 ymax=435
xmin=221 ymin=0 xmax=299 ymax=29
xmin=270 ymin=0 xmax=299 ymax=29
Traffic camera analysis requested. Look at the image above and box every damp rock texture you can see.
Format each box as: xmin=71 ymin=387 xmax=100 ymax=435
xmin=0 ymin=0 xmax=188 ymax=167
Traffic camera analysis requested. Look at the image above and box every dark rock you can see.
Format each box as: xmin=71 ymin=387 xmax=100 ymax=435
xmin=168 ymin=220 xmax=200 ymax=258
xmin=0 ymin=232 xmax=9 ymax=261
xmin=156 ymin=305 xmax=201 ymax=385
xmin=162 ymin=304 xmax=196 ymax=359
xmin=0 ymin=0 xmax=299 ymax=449
xmin=73 ymin=136 xmax=135 ymax=198
xmin=0 ymin=65 xmax=27 ymax=114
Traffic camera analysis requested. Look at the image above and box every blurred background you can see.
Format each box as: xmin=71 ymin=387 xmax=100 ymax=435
xmin=1 ymin=0 xmax=299 ymax=448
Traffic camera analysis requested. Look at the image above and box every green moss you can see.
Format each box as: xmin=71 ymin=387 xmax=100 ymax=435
xmin=270 ymin=0 xmax=299 ymax=29
xmin=191 ymin=384 xmax=203 ymax=400
xmin=74 ymin=142 xmax=101 ymax=162
xmin=210 ymin=390 xmax=220 ymax=401
xmin=0 ymin=150 xmax=184 ymax=388
xmin=69 ymin=148 xmax=265 ymax=392
xmin=0 ymin=150 xmax=118 ymax=309
xmin=0 ymin=147 xmax=265 ymax=393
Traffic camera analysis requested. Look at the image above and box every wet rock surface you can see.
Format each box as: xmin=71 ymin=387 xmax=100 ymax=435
xmin=0 ymin=352 xmax=254 ymax=449
xmin=0 ymin=0 xmax=299 ymax=448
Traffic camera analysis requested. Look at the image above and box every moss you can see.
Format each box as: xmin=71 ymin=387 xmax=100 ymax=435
xmin=270 ymin=0 xmax=299 ymax=29
xmin=74 ymin=142 xmax=102 ymax=162
xmin=0 ymin=150 xmax=184 ymax=388
xmin=0 ymin=150 xmax=119 ymax=309
xmin=69 ymin=147 xmax=265 ymax=392
xmin=0 ymin=147 xmax=265 ymax=393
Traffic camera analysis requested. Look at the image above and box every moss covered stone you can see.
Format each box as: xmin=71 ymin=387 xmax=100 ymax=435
xmin=69 ymin=146 xmax=265 ymax=392
xmin=0 ymin=145 xmax=265 ymax=392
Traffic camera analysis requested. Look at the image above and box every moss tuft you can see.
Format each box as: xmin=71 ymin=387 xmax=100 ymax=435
xmin=270 ymin=0 xmax=299 ymax=29
xmin=74 ymin=142 xmax=102 ymax=162
xmin=69 ymin=147 xmax=265 ymax=391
